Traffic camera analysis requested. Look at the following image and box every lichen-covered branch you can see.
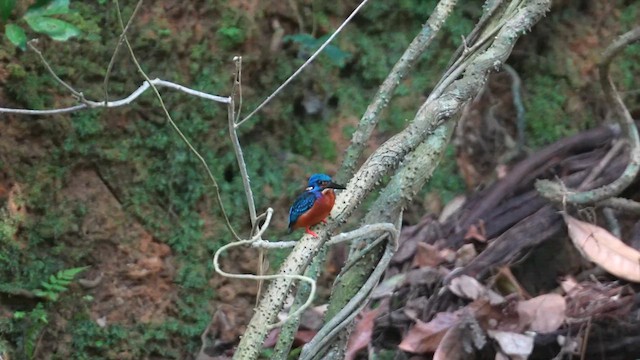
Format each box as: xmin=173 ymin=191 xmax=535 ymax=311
xmin=319 ymin=121 xmax=456 ymax=359
xmin=234 ymin=1 xmax=551 ymax=358
xmin=336 ymin=0 xmax=459 ymax=184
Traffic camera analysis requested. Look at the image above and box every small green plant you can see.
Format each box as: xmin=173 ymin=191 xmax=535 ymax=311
xmin=217 ymin=25 xmax=244 ymax=49
xmin=285 ymin=33 xmax=351 ymax=68
xmin=13 ymin=303 xmax=48 ymax=359
xmin=2 ymin=0 xmax=81 ymax=50
xmin=33 ymin=266 xmax=88 ymax=301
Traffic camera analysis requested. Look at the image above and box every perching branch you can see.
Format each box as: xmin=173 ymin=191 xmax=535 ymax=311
xmin=320 ymin=120 xmax=457 ymax=358
xmin=235 ymin=0 xmax=550 ymax=358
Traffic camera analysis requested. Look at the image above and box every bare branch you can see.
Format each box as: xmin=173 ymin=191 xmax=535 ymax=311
xmin=0 ymin=78 xmax=230 ymax=115
xmin=229 ymin=57 xmax=257 ymax=227
xmin=103 ymin=0 xmax=144 ymax=103
xmin=27 ymin=40 xmax=88 ymax=103
xmin=300 ymin=224 xmax=398 ymax=360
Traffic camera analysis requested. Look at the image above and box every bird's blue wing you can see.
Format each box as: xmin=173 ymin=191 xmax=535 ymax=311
xmin=288 ymin=191 xmax=316 ymax=231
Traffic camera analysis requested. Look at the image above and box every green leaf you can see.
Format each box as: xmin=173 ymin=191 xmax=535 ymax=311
xmin=25 ymin=0 xmax=69 ymax=18
xmin=25 ymin=16 xmax=80 ymax=41
xmin=40 ymin=282 xmax=54 ymax=290
xmin=51 ymin=284 xmax=67 ymax=292
xmin=5 ymin=23 xmax=26 ymax=50
xmin=60 ymin=266 xmax=89 ymax=279
xmin=284 ymin=33 xmax=316 ymax=46
xmin=0 ymin=0 xmax=15 ymax=20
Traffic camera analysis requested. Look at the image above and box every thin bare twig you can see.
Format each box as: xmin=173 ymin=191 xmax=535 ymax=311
xmin=211 ymin=208 xmax=317 ymax=329
xmin=103 ymin=0 xmax=145 ymax=103
xmin=537 ymin=27 xmax=640 ymax=204
xmin=229 ymin=57 xmax=257 ymax=226
xmin=0 ymin=78 xmax=230 ymax=115
xmin=503 ymin=63 xmax=526 ymax=151
xmin=235 ymin=0 xmax=370 ymax=128
xmin=27 ymin=40 xmax=87 ymax=102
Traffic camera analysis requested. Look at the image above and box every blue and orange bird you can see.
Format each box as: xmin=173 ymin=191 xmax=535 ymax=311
xmin=288 ymin=173 xmax=346 ymax=237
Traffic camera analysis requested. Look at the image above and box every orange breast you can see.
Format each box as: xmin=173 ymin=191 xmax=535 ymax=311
xmin=292 ymin=189 xmax=336 ymax=229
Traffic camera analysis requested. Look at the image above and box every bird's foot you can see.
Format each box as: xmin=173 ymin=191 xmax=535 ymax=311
xmin=321 ymin=219 xmax=328 ymax=224
xmin=305 ymin=228 xmax=319 ymax=237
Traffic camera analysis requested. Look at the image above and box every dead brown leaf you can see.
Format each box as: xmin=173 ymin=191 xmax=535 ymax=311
xmin=439 ymin=195 xmax=466 ymax=223
xmin=412 ymin=243 xmax=446 ymax=268
xmin=398 ymin=312 xmax=459 ymax=354
xmin=433 ymin=320 xmax=466 ymax=360
xmin=433 ymin=314 xmax=484 ymax=360
xmin=345 ymin=303 xmax=386 ymax=360
xmin=487 ymin=330 xmax=534 ymax=359
xmin=449 ymin=275 xmax=505 ymax=305
xmin=449 ymin=275 xmax=485 ymax=301
xmin=564 ymin=214 xmax=640 ymax=282
xmin=516 ymin=293 xmax=566 ymax=333
xmin=464 ymin=221 xmax=487 ymax=242
xmin=455 ymin=244 xmax=477 ymax=267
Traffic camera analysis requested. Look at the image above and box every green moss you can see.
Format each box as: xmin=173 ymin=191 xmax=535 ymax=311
xmin=525 ymin=75 xmax=574 ymax=147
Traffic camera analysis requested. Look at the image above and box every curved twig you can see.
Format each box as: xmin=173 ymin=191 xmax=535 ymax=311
xmin=300 ymin=228 xmax=398 ymax=360
xmin=0 ymin=78 xmax=230 ymax=115
xmin=536 ymin=27 xmax=640 ymax=204
xmin=236 ymin=0 xmax=370 ymax=128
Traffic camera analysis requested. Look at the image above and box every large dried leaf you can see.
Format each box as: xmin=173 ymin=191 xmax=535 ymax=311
xmin=345 ymin=305 xmax=385 ymax=360
xmin=449 ymin=275 xmax=505 ymax=305
xmin=398 ymin=312 xmax=459 ymax=354
xmin=487 ymin=330 xmax=534 ymax=359
xmin=432 ymin=313 xmax=485 ymax=360
xmin=372 ymin=273 xmax=405 ymax=299
xmin=433 ymin=320 xmax=466 ymax=360
xmin=564 ymin=215 xmax=640 ymax=282
xmin=449 ymin=275 xmax=485 ymax=300
xmin=413 ymin=243 xmax=448 ymax=268
xmin=516 ymin=294 xmax=566 ymax=333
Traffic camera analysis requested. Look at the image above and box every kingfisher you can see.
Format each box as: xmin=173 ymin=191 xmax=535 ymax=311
xmin=288 ymin=173 xmax=346 ymax=237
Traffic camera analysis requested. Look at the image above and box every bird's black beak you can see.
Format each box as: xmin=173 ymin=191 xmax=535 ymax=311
xmin=327 ymin=181 xmax=346 ymax=190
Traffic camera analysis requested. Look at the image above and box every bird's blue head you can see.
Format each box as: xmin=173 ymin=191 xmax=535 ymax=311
xmin=306 ymin=173 xmax=346 ymax=192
